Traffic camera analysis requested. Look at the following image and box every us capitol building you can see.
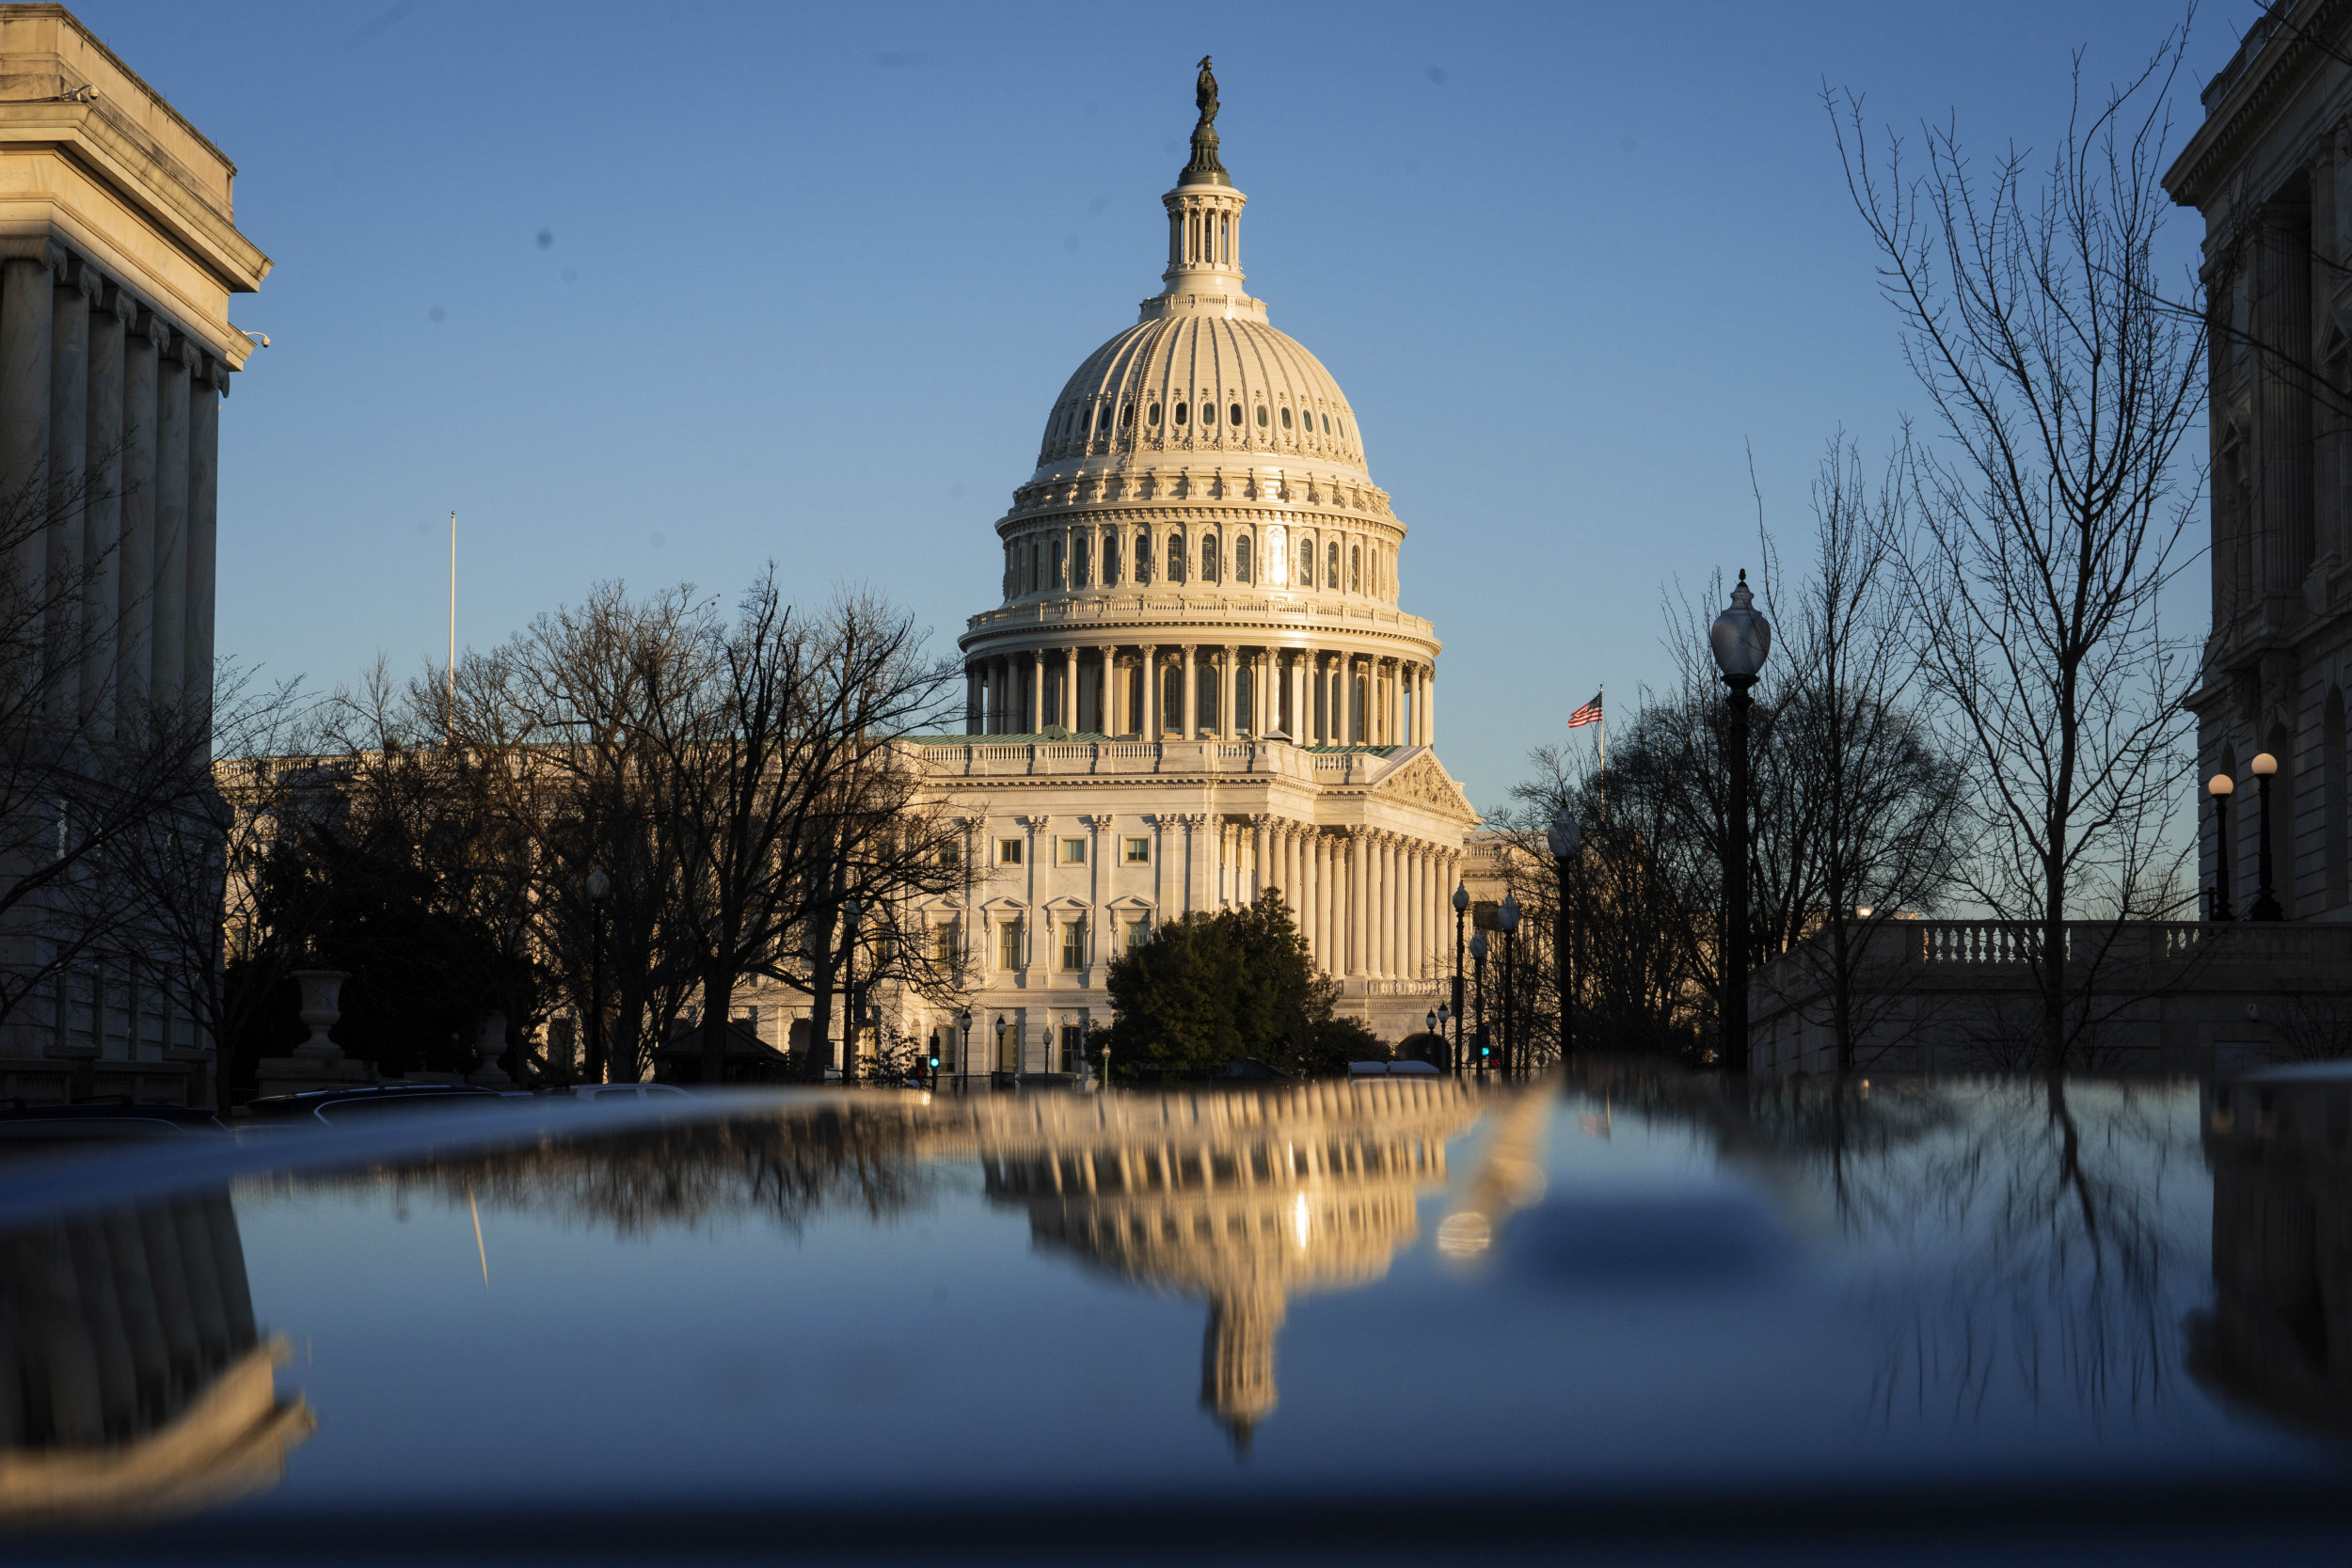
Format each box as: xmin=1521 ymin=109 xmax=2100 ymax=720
xmin=889 ymin=65 xmax=1479 ymax=1076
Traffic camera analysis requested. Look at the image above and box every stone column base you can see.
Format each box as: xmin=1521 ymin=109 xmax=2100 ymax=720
xmin=253 ymin=1055 xmax=379 ymax=1097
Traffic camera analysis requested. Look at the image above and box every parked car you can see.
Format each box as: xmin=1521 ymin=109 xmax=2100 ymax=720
xmin=0 ymin=1101 xmax=228 ymax=1155
xmin=1347 ymin=1059 xmax=1442 ymax=1078
xmin=240 ymin=1084 xmax=509 ymax=1128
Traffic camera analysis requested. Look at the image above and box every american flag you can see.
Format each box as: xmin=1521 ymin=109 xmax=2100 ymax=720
xmin=1567 ymin=690 xmax=1603 ymax=729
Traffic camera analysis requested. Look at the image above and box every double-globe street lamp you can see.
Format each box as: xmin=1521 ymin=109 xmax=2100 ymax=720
xmin=1452 ymin=882 xmax=1470 ymax=1076
xmin=1548 ymin=812 xmax=1582 ymax=1069
xmin=2249 ymin=752 xmax=2284 ymax=922
xmin=1710 ymin=569 xmax=1772 ymax=1074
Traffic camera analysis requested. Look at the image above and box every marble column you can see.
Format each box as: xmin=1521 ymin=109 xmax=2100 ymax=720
xmin=1311 ymin=833 xmax=1330 ymax=965
xmin=1251 ymin=815 xmax=1268 ymax=900
xmin=1343 ymin=832 xmax=1364 ymax=977
xmin=1027 ymin=650 xmax=1043 ymax=735
xmin=2 ymin=244 xmax=58 ymax=669
xmin=1380 ymin=835 xmax=1397 ymax=975
xmin=1425 ymin=666 xmax=1438 ymax=746
xmin=1143 ymin=644 xmax=1160 ymax=738
xmin=1181 ymin=645 xmax=1199 ymax=737
xmin=966 ymin=666 xmax=982 ymax=732
xmin=45 ymin=260 xmax=94 ymax=721
xmin=1408 ymin=845 xmax=1424 ymax=978
xmin=82 ymin=287 xmax=128 ymax=736
xmin=119 ymin=309 xmax=162 ymax=706
xmin=151 ymin=332 xmax=191 ymax=706
xmin=1219 ymin=644 xmax=1237 ymax=739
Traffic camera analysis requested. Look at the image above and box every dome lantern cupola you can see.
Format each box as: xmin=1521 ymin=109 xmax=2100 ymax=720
xmin=1153 ymin=56 xmax=1250 ymax=316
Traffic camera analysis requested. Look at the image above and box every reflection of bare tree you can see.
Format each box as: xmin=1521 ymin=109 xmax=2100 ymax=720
xmin=2190 ymin=1075 xmax=2352 ymax=1436
xmin=0 ymin=1189 xmax=312 ymax=1529
xmin=263 ymin=1105 xmax=928 ymax=1239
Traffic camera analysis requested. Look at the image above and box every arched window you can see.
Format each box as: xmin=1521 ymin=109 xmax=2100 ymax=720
xmin=1073 ymin=534 xmax=1089 ymax=586
xmin=1235 ymin=534 xmax=1252 ymax=583
xmin=1202 ymin=401 xmax=1216 ymax=426
xmin=1149 ymin=401 xmax=1163 ymax=426
xmin=1104 ymin=531 xmax=1121 ymax=585
xmin=1052 ymin=539 xmax=1065 ymax=589
xmin=1136 ymin=530 xmax=1152 ymax=584
xmin=2267 ymin=725 xmax=2296 ymax=916
xmin=2217 ymin=744 xmax=2239 ymax=915
xmin=1168 ymin=531 xmax=1186 ymax=583
xmin=1255 ymin=404 xmax=1268 ymax=428
xmin=1174 ymin=401 xmax=1189 ymax=427
xmin=1202 ymin=534 xmax=1219 ymax=583
xmin=1280 ymin=406 xmax=1294 ymax=430
xmin=1322 ymin=413 xmax=1332 ymax=434
xmin=1121 ymin=402 xmax=1135 ymax=428
xmin=1326 ymin=541 xmax=1340 ymax=589
xmin=1349 ymin=545 xmax=1361 ymax=593
xmin=1163 ymin=664 xmax=1183 ymax=731
xmin=1230 ymin=403 xmax=1244 ymax=428
xmin=1298 ymin=534 xmax=1314 ymax=586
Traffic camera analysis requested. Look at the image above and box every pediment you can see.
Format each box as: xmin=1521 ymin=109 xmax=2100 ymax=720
xmin=1375 ymin=752 xmax=1478 ymax=819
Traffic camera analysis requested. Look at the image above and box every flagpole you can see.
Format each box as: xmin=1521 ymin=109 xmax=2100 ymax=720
xmin=1597 ymin=684 xmax=1606 ymax=822
xmin=447 ymin=510 xmax=457 ymax=738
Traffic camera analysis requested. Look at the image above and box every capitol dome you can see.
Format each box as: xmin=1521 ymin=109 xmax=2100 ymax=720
xmin=958 ymin=66 xmax=1438 ymax=755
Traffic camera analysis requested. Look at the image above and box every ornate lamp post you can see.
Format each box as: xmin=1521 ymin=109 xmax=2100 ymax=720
xmin=1497 ymin=895 xmax=1521 ymax=1080
xmin=1470 ymin=930 xmax=1490 ymax=1075
xmin=839 ymin=895 xmax=862 ymax=1081
xmin=1709 ymin=569 xmax=1772 ymax=1073
xmin=956 ymin=1006 xmax=973 ymax=1090
xmin=2249 ymin=752 xmax=2284 ymax=922
xmin=2206 ymin=773 xmax=2235 ymax=923
xmin=583 ymin=866 xmax=611 ymax=1085
xmin=1548 ymin=812 xmax=1582 ymax=1069
xmin=1452 ymin=882 xmax=1470 ymax=1075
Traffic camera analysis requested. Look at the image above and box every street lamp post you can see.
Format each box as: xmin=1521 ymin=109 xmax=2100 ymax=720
xmin=1470 ymin=930 xmax=1490 ymax=1075
xmin=956 ymin=1007 xmax=973 ymax=1090
xmin=1452 ymin=883 xmax=1470 ymax=1076
xmin=1548 ymin=813 xmax=1582 ymax=1069
xmin=2249 ymin=752 xmax=2283 ymax=922
xmin=839 ymin=895 xmax=862 ymax=1082
xmin=583 ymin=866 xmax=611 ymax=1085
xmin=2206 ymin=773 xmax=2235 ymax=923
xmin=1709 ymin=569 xmax=1772 ymax=1073
xmin=1497 ymin=895 xmax=1521 ymax=1080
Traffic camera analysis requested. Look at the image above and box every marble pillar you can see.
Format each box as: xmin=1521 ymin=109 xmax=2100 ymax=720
xmin=1219 ymin=644 xmax=1236 ymax=739
xmin=1251 ymin=815 xmax=1267 ymax=900
xmin=45 ymin=260 xmax=92 ymax=721
xmin=186 ymin=358 xmax=219 ymax=721
xmin=2 ymin=245 xmax=58 ymax=666
xmin=151 ymin=333 xmax=191 ymax=706
xmin=1344 ymin=832 xmax=1365 ymax=978
xmin=1311 ymin=833 xmax=1330 ymax=965
xmin=119 ymin=311 xmax=162 ymax=707
xmin=1181 ymin=645 xmax=1198 ymax=737
xmin=1028 ymin=650 xmax=1043 ymax=735
xmin=82 ymin=288 xmax=128 ymax=736
xmin=1143 ymin=644 xmax=1160 ymax=738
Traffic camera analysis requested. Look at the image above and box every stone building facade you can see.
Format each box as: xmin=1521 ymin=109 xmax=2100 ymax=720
xmin=734 ymin=77 xmax=1480 ymax=1075
xmin=0 ymin=6 xmax=270 ymax=1100
xmin=2170 ymin=3 xmax=2352 ymax=923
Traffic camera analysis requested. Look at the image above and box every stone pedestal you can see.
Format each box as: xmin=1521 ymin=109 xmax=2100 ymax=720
xmin=466 ymin=1010 xmax=513 ymax=1087
xmin=253 ymin=968 xmax=378 ymax=1097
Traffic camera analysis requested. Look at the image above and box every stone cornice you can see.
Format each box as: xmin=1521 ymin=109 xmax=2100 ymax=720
xmin=2167 ymin=0 xmax=2352 ymax=210
xmin=961 ymin=592 xmax=1439 ymax=657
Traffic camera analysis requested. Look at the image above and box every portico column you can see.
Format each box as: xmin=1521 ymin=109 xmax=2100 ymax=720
xmin=1340 ymin=832 xmax=1360 ymax=977
xmin=81 ymin=286 xmax=128 ymax=736
xmin=1380 ymin=835 xmax=1398 ymax=976
xmin=1285 ymin=651 xmax=1303 ymax=740
xmin=1142 ymin=644 xmax=1160 ymax=737
xmin=965 ymin=665 xmax=982 ymax=732
xmin=1181 ymin=645 xmax=1198 ymax=736
xmin=1027 ymin=650 xmax=1044 ymax=735
xmin=187 ymin=358 xmax=220 ymax=719
xmin=1219 ymin=644 xmax=1237 ymax=739
xmin=1250 ymin=815 xmax=1268 ymax=900
xmin=119 ymin=309 xmax=163 ymax=706
xmin=45 ymin=259 xmax=94 ymax=721
xmin=1408 ymin=845 xmax=1425 ymax=978
xmin=1311 ymin=833 xmax=1330 ymax=965
xmin=2 ymin=243 xmax=58 ymax=672
xmin=151 ymin=331 xmax=191 ymax=705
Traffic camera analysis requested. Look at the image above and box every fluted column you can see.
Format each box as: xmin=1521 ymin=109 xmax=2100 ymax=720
xmin=119 ymin=310 xmax=163 ymax=706
xmin=1218 ymin=644 xmax=1237 ymax=739
xmin=1286 ymin=651 xmax=1304 ymax=740
xmin=1408 ymin=844 xmax=1425 ymax=978
xmin=151 ymin=332 xmax=191 ymax=705
xmin=1343 ymin=832 xmax=1364 ymax=977
xmin=1311 ymin=832 xmax=1330 ymax=965
xmin=1382 ymin=835 xmax=1400 ymax=975
xmin=1142 ymin=644 xmax=1160 ymax=737
xmin=186 ymin=357 xmax=220 ymax=720
xmin=44 ymin=260 xmax=94 ymax=721
xmin=1181 ymin=644 xmax=1198 ymax=737
xmin=2 ymin=243 xmax=58 ymax=673
xmin=82 ymin=287 xmax=128 ymax=736
xmin=1250 ymin=814 xmax=1268 ymax=901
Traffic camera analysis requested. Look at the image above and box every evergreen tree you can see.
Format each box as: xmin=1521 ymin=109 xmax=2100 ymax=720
xmin=1104 ymin=890 xmax=1373 ymax=1078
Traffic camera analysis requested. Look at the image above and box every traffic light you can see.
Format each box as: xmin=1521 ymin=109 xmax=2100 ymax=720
xmin=928 ymin=1055 xmax=940 ymax=1069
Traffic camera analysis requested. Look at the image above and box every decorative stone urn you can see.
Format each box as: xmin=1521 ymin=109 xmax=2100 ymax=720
xmin=288 ymin=970 xmax=352 ymax=1059
xmin=468 ymin=1010 xmax=513 ymax=1087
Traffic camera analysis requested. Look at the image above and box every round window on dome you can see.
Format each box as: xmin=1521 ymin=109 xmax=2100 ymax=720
xmin=1230 ymin=403 xmax=1243 ymax=428
xmin=1173 ymin=402 xmax=1188 ymax=426
xmin=1149 ymin=402 xmax=1162 ymax=426
xmin=1280 ymin=406 xmax=1293 ymax=430
xmin=1255 ymin=404 xmax=1267 ymax=428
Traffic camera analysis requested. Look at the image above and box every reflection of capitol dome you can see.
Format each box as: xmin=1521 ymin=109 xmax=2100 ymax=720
xmin=940 ymin=1081 xmax=1480 ymax=1448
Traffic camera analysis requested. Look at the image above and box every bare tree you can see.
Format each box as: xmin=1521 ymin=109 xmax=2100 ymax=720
xmin=1831 ymin=33 xmax=2206 ymax=1069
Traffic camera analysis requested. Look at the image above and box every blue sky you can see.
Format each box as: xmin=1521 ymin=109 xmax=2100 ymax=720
xmin=72 ymin=0 xmax=2242 ymax=813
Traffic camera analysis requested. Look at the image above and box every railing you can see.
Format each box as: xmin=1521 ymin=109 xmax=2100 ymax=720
xmin=961 ymin=594 xmax=1435 ymax=640
xmin=1753 ymin=918 xmax=2352 ymax=999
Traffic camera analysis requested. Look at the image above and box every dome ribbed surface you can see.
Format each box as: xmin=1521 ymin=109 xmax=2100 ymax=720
xmin=1033 ymin=313 xmax=1365 ymax=474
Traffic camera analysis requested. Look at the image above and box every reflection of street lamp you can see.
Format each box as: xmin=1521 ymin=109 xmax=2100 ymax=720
xmin=1470 ymin=930 xmax=1490 ymax=1074
xmin=1547 ymin=813 xmax=1582 ymax=1068
xmin=1497 ymin=895 xmax=1521 ymax=1079
xmin=1710 ymin=569 xmax=1772 ymax=1072
xmin=2249 ymin=753 xmax=2283 ymax=922
xmin=2206 ymin=773 xmax=2235 ymax=923
xmin=1452 ymin=883 xmax=1470 ymax=1075
xmin=583 ymin=866 xmax=611 ymax=1085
